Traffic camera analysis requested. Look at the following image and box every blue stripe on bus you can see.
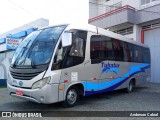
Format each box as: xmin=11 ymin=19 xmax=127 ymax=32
xmin=82 ymin=64 xmax=150 ymax=96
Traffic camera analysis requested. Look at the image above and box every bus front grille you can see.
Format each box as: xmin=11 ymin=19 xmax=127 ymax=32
xmin=10 ymin=71 xmax=42 ymax=80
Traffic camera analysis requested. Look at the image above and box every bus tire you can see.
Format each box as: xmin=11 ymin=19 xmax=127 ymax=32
xmin=62 ymin=86 xmax=79 ymax=107
xmin=126 ymin=80 xmax=134 ymax=93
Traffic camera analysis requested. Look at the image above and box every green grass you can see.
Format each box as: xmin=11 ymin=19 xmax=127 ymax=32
xmin=0 ymin=86 xmax=6 ymax=89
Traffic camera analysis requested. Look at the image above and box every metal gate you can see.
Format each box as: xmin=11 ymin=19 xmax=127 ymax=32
xmin=144 ymin=27 xmax=160 ymax=83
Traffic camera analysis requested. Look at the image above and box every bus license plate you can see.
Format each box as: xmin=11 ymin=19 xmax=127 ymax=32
xmin=16 ymin=90 xmax=23 ymax=96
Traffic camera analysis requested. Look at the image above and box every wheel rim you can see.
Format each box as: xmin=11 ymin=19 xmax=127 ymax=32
xmin=129 ymin=82 xmax=133 ymax=91
xmin=67 ymin=89 xmax=77 ymax=105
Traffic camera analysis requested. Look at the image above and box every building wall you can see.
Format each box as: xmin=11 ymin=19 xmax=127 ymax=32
xmin=0 ymin=18 xmax=49 ymax=86
xmin=144 ymin=27 xmax=160 ymax=83
xmin=89 ymin=0 xmax=106 ymax=18
xmin=140 ymin=0 xmax=160 ymax=9
xmin=0 ymin=44 xmax=6 ymax=52
xmin=0 ymin=53 xmax=5 ymax=79
xmin=89 ymin=0 xmax=160 ymax=19
xmin=89 ymin=0 xmax=140 ymax=19
xmin=136 ymin=4 xmax=160 ymax=24
xmin=105 ymin=0 xmax=140 ymax=9
xmin=0 ymin=51 xmax=14 ymax=79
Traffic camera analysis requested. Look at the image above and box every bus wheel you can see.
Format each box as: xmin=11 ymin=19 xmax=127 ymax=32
xmin=126 ymin=80 xmax=134 ymax=93
xmin=62 ymin=87 xmax=79 ymax=107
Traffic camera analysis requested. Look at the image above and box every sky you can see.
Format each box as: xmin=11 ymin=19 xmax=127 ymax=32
xmin=0 ymin=0 xmax=89 ymax=34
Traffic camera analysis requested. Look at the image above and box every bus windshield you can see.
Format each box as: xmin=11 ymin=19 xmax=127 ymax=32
xmin=11 ymin=25 xmax=66 ymax=67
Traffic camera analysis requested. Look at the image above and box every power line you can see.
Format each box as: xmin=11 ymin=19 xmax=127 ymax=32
xmin=7 ymin=1 xmax=49 ymax=24
xmin=8 ymin=0 xmax=34 ymax=16
xmin=7 ymin=0 xmax=40 ymax=28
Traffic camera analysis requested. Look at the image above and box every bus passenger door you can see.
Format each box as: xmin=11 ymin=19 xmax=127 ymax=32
xmin=60 ymin=30 xmax=100 ymax=97
xmin=83 ymin=33 xmax=104 ymax=95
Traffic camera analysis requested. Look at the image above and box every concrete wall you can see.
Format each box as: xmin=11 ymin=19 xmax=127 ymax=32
xmin=89 ymin=0 xmax=98 ymax=18
xmin=140 ymin=0 xmax=160 ymax=9
xmin=0 ymin=44 xmax=6 ymax=52
xmin=136 ymin=4 xmax=160 ymax=24
xmin=0 ymin=51 xmax=14 ymax=86
xmin=89 ymin=0 xmax=106 ymax=18
xmin=89 ymin=0 xmax=160 ymax=19
xmin=144 ymin=28 xmax=160 ymax=83
xmin=0 ymin=51 xmax=14 ymax=79
xmin=89 ymin=0 xmax=140 ymax=19
xmin=105 ymin=0 xmax=140 ymax=9
xmin=89 ymin=8 xmax=135 ymax=28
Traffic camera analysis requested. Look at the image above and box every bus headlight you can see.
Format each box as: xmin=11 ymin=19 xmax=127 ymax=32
xmin=32 ymin=77 xmax=51 ymax=89
xmin=7 ymin=74 xmax=12 ymax=85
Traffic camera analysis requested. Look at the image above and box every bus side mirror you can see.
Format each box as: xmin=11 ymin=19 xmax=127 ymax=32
xmin=62 ymin=32 xmax=72 ymax=47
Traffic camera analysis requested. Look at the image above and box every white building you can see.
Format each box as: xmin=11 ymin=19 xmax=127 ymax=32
xmin=0 ymin=18 xmax=49 ymax=86
xmin=89 ymin=0 xmax=160 ymax=83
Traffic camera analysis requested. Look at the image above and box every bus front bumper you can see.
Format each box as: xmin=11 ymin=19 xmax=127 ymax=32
xmin=7 ymin=83 xmax=59 ymax=104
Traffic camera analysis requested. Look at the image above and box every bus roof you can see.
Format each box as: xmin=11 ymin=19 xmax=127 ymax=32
xmin=40 ymin=23 xmax=149 ymax=48
xmin=66 ymin=24 xmax=149 ymax=48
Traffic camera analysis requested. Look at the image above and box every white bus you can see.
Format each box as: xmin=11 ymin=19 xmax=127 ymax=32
xmin=7 ymin=24 xmax=150 ymax=107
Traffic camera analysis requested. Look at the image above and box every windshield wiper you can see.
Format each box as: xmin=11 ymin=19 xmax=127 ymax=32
xmin=31 ymin=58 xmax=36 ymax=68
xmin=13 ymin=40 xmax=31 ymax=67
xmin=13 ymin=47 xmax=26 ymax=67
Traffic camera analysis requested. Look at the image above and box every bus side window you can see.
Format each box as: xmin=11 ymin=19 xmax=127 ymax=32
xmin=135 ymin=46 xmax=143 ymax=63
xmin=69 ymin=37 xmax=84 ymax=57
xmin=113 ymin=39 xmax=124 ymax=61
xmin=90 ymin=35 xmax=104 ymax=63
xmin=90 ymin=35 xmax=115 ymax=64
xmin=52 ymin=42 xmax=64 ymax=70
xmin=63 ymin=30 xmax=87 ymax=68
xmin=143 ymin=48 xmax=150 ymax=63
xmin=124 ymin=42 xmax=131 ymax=62
xmin=128 ymin=43 xmax=135 ymax=62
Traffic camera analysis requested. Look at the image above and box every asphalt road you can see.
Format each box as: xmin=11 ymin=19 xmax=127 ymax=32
xmin=0 ymin=82 xmax=160 ymax=120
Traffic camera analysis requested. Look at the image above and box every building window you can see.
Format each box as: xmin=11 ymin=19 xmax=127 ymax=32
xmin=141 ymin=0 xmax=158 ymax=5
xmin=142 ymin=22 xmax=160 ymax=29
xmin=63 ymin=30 xmax=87 ymax=68
xmin=113 ymin=27 xmax=133 ymax=35
xmin=112 ymin=39 xmax=124 ymax=61
xmin=90 ymin=35 xmax=115 ymax=63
